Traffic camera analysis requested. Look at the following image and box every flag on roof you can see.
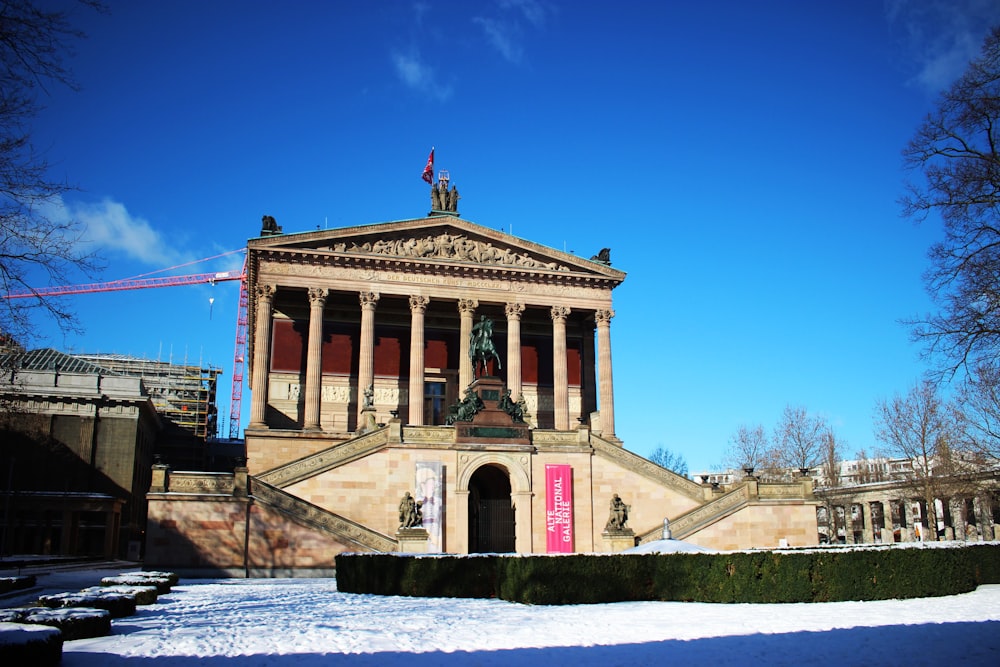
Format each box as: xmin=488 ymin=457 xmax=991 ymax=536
xmin=422 ymin=148 xmax=434 ymax=184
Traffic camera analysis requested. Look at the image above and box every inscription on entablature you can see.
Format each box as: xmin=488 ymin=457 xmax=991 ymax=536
xmin=264 ymin=264 xmax=609 ymax=301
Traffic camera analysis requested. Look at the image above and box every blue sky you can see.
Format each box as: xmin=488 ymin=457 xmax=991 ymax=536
xmin=22 ymin=1 xmax=1000 ymax=472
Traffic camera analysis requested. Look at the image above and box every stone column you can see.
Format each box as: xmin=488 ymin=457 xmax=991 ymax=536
xmin=303 ymin=287 xmax=328 ymax=431
xmin=861 ymin=502 xmax=874 ymax=543
xmin=408 ymin=295 xmax=429 ymax=425
xmin=843 ymin=505 xmax=855 ymax=545
xmin=357 ymin=291 xmax=380 ymax=426
xmin=594 ymin=308 xmax=616 ymax=438
xmin=458 ymin=299 xmax=478 ymax=389
xmin=505 ymin=302 xmax=524 ymax=400
xmin=974 ymin=495 xmax=992 ymax=541
xmin=581 ymin=320 xmax=597 ymax=420
xmin=249 ymin=283 xmax=276 ymax=428
xmin=551 ymin=305 xmax=571 ymax=430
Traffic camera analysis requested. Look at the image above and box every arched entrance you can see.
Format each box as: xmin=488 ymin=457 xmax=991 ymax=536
xmin=468 ymin=464 xmax=515 ymax=553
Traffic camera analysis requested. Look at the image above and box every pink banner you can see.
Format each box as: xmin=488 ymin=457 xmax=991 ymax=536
xmin=545 ymin=464 xmax=574 ymax=553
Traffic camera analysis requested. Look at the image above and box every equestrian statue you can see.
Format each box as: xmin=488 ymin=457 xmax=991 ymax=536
xmin=469 ymin=315 xmax=501 ymax=378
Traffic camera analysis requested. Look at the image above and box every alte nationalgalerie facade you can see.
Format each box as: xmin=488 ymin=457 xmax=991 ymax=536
xmin=145 ymin=192 xmax=817 ymax=574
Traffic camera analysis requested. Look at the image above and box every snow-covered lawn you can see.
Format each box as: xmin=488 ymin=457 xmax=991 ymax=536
xmin=4 ymin=558 xmax=998 ymax=666
xmin=54 ymin=576 xmax=1000 ymax=666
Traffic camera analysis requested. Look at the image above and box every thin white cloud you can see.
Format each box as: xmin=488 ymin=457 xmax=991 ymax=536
xmin=42 ymin=195 xmax=187 ymax=268
xmin=474 ymin=0 xmax=550 ymax=64
xmin=885 ymin=0 xmax=1000 ymax=92
xmin=500 ymin=0 xmax=549 ymax=28
xmin=473 ymin=16 xmax=523 ymax=64
xmin=392 ymin=51 xmax=453 ymax=101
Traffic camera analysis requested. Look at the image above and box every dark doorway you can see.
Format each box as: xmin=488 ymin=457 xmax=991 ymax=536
xmin=468 ymin=465 xmax=515 ymax=553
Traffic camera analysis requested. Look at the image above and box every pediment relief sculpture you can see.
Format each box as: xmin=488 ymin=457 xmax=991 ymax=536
xmin=331 ymin=232 xmax=571 ymax=272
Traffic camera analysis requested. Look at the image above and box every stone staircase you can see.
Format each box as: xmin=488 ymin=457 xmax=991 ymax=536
xmin=256 ymin=427 xmax=390 ymax=488
xmin=244 ymin=426 xmax=398 ymax=552
xmin=590 ymin=434 xmax=706 ymax=502
xmin=635 ymin=484 xmax=752 ymax=545
xmin=250 ymin=476 xmax=396 ymax=553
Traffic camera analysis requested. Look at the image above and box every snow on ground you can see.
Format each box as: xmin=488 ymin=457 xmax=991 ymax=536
xmin=3 ymin=561 xmax=1000 ymax=666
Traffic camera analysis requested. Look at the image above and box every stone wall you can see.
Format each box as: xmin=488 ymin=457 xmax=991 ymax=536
xmin=686 ymin=503 xmax=819 ymax=551
xmin=146 ymin=486 xmax=349 ymax=576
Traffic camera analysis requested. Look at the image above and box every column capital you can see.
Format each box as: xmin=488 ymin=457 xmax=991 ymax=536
xmin=595 ymin=308 xmax=615 ymax=324
xmin=409 ymin=295 xmax=429 ymax=312
xmin=458 ymin=298 xmax=478 ymax=315
xmin=550 ymin=305 xmax=571 ymax=322
xmin=505 ymin=302 xmax=525 ymax=320
xmin=308 ymin=287 xmax=328 ymax=306
xmin=359 ymin=291 xmax=380 ymax=308
xmin=256 ymin=283 xmax=276 ymax=301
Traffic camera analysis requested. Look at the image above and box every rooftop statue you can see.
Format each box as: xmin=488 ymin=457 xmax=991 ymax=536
xmin=590 ymin=247 xmax=611 ymax=265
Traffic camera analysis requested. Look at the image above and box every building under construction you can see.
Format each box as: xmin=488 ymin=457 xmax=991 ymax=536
xmin=73 ymin=353 xmax=222 ymax=440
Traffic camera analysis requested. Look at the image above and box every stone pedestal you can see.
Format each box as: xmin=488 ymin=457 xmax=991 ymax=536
xmin=396 ymin=527 xmax=429 ymax=553
xmin=453 ymin=376 xmax=530 ymax=444
xmin=602 ymin=529 xmax=636 ymax=553
xmin=358 ymin=407 xmax=377 ymax=434
xmin=150 ymin=463 xmax=169 ymax=493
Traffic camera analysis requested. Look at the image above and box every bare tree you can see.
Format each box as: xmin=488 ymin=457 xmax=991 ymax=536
xmin=874 ymin=380 xmax=960 ymax=540
xmin=723 ymin=424 xmax=777 ymax=477
xmin=772 ymin=405 xmax=827 ymax=473
xmin=0 ymin=0 xmax=106 ymax=344
xmin=819 ymin=428 xmax=844 ymax=488
xmin=648 ymin=445 xmax=688 ymax=477
xmin=901 ymin=26 xmax=1000 ymax=379
xmin=955 ymin=361 xmax=1000 ymax=463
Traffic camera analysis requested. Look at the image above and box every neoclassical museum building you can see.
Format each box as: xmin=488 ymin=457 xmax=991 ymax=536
xmin=145 ymin=188 xmax=818 ymax=574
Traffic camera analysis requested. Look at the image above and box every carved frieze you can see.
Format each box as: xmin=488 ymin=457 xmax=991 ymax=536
xmin=331 ymin=233 xmax=570 ymax=272
xmin=166 ymin=474 xmax=235 ymax=495
xmin=758 ymin=483 xmax=809 ymax=499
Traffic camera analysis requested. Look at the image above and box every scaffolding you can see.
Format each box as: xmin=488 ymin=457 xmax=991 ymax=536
xmin=74 ymin=353 xmax=222 ymax=439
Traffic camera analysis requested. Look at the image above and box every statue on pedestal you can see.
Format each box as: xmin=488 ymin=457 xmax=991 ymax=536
xmin=605 ymin=494 xmax=630 ymax=532
xmin=398 ymin=492 xmax=423 ymax=529
xmin=469 ymin=315 xmax=501 ymax=378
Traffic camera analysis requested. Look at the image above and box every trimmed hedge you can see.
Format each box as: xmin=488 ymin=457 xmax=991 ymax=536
xmin=100 ymin=575 xmax=171 ymax=594
xmin=83 ymin=584 xmax=158 ymax=606
xmin=38 ymin=591 xmax=137 ymax=618
xmin=336 ymin=543 xmax=1000 ymax=605
xmin=336 ymin=554 xmax=499 ymax=598
xmin=0 ymin=575 xmax=36 ymax=596
xmin=0 ymin=622 xmax=62 ymax=667
xmin=0 ymin=607 xmax=111 ymax=641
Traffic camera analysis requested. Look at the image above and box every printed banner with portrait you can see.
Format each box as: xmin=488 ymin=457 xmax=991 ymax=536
xmin=416 ymin=461 xmax=444 ymax=552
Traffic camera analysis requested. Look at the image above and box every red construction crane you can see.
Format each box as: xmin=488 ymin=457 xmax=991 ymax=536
xmin=2 ymin=270 xmax=243 ymax=299
xmin=3 ymin=253 xmax=248 ymax=439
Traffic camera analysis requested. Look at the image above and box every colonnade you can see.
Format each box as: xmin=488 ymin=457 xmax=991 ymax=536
xmin=817 ymin=494 xmax=999 ymax=544
xmin=247 ymin=285 xmax=617 ymax=435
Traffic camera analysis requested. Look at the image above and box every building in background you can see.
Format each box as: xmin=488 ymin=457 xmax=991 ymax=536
xmin=0 ymin=348 xmax=225 ymax=559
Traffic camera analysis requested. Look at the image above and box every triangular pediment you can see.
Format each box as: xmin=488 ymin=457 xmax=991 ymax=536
xmin=248 ymin=215 xmax=625 ymax=283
